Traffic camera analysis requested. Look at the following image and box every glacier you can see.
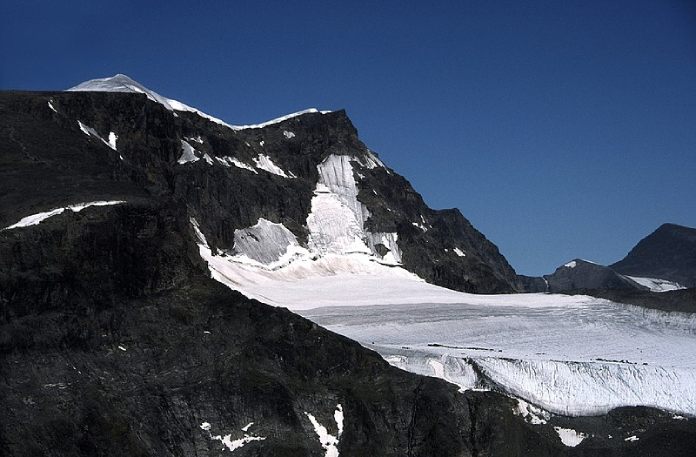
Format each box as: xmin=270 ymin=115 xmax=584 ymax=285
xmin=300 ymin=298 xmax=696 ymax=417
xmin=192 ymin=206 xmax=696 ymax=417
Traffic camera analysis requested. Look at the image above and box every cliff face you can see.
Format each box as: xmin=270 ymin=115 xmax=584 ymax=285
xmin=0 ymin=89 xmax=520 ymax=293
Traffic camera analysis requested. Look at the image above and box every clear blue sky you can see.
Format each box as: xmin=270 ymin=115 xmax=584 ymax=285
xmin=2 ymin=0 xmax=695 ymax=276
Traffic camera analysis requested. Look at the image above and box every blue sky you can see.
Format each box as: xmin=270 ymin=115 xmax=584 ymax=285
xmin=2 ymin=0 xmax=695 ymax=275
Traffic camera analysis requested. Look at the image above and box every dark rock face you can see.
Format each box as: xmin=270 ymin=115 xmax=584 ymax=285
xmin=2 ymin=89 xmax=695 ymax=456
xmin=0 ymin=90 xmax=521 ymax=293
xmin=611 ymin=223 xmax=696 ymax=288
xmin=544 ymin=259 xmax=646 ymax=294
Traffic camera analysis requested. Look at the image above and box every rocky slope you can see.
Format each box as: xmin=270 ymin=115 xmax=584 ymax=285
xmin=611 ymin=223 xmax=696 ymax=288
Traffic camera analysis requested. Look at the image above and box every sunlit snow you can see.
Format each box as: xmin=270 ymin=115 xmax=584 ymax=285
xmin=77 ymin=121 xmax=117 ymax=151
xmin=253 ymin=154 xmax=294 ymax=177
xmin=305 ymin=404 xmax=343 ymax=457
xmin=200 ymin=421 xmax=266 ymax=452
xmin=554 ymin=427 xmax=587 ymax=447
xmin=178 ymin=140 xmax=199 ymax=164
xmin=2 ymin=201 xmax=126 ymax=231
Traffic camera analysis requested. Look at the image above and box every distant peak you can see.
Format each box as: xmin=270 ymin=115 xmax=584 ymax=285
xmin=562 ymin=258 xmax=599 ymax=269
xmin=656 ymin=222 xmax=693 ymax=232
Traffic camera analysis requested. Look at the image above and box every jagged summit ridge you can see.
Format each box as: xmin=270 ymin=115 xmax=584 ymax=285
xmin=68 ymin=73 xmax=331 ymax=130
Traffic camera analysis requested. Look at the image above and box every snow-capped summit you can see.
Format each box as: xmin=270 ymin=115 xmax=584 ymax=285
xmin=68 ymin=74 xmax=329 ymax=131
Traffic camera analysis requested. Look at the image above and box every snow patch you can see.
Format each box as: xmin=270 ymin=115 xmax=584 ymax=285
xmin=411 ymin=222 xmax=428 ymax=232
xmin=2 ymin=201 xmax=126 ymax=231
xmin=117 ymin=345 xmax=127 ymax=352
xmin=200 ymin=421 xmax=266 ymax=453
xmin=554 ymin=427 xmax=587 ymax=447
xmin=283 ymin=130 xmax=295 ymax=139
xmin=215 ymin=156 xmax=258 ymax=173
xmin=453 ymin=248 xmax=466 ymax=257
xmin=77 ymin=121 xmax=117 ymax=151
xmin=366 ymin=232 xmax=402 ymax=265
xmin=108 ymin=132 xmax=118 ymax=151
xmin=625 ymin=435 xmax=639 ymax=442
xmin=354 ymin=149 xmax=385 ymax=170
xmin=178 ymin=140 xmax=199 ymax=164
xmin=305 ymin=404 xmax=343 ymax=457
xmin=564 ymin=260 xmax=577 ymax=268
xmin=232 ymin=218 xmax=310 ymax=267
xmin=48 ymin=100 xmax=57 ymax=113
xmin=253 ymin=154 xmax=294 ymax=177
xmin=626 ymin=276 xmax=685 ymax=292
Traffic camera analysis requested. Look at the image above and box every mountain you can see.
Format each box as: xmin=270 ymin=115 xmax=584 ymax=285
xmin=2 ymin=76 xmax=695 ymax=455
xmin=611 ymin=223 xmax=696 ymax=288
xmin=544 ymin=259 xmax=648 ymax=293
xmin=3 ymin=73 xmax=520 ymax=295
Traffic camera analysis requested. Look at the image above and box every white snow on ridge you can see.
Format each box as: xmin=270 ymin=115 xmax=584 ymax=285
xmin=69 ymin=74 xmax=330 ymax=131
xmin=626 ymin=276 xmax=685 ymax=292
xmin=70 ymin=74 xmax=233 ymax=128
xmin=2 ymin=201 xmax=126 ymax=230
xmin=564 ymin=260 xmax=577 ymax=268
xmin=234 ymin=109 xmax=327 ymax=130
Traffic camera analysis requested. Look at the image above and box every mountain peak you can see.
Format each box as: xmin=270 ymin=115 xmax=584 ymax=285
xmin=611 ymin=223 xmax=696 ymax=286
xmin=67 ymin=74 xmax=332 ymax=131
